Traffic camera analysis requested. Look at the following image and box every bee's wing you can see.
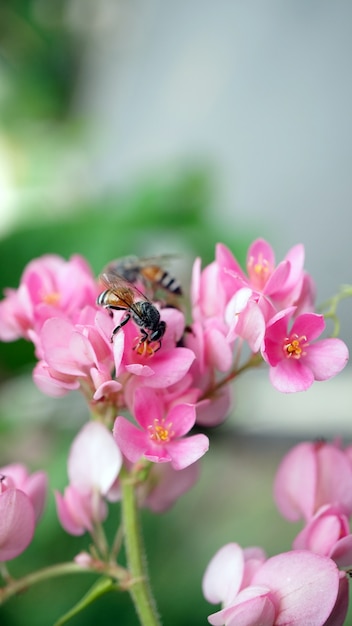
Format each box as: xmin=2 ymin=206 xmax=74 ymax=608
xmin=106 ymin=254 xmax=178 ymax=271
xmin=99 ymin=272 xmax=150 ymax=306
xmin=138 ymin=254 xmax=179 ymax=268
xmin=103 ymin=256 xmax=138 ymax=275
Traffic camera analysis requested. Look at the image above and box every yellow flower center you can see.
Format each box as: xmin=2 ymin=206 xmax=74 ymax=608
xmin=247 ymin=254 xmax=272 ymax=290
xmin=134 ymin=338 xmax=157 ymax=358
xmin=42 ymin=291 xmax=61 ymax=306
xmin=283 ymin=334 xmax=309 ymax=359
xmin=148 ymin=419 xmax=174 ymax=443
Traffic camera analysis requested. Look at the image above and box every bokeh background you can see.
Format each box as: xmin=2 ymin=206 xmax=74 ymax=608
xmin=1 ymin=1 xmax=351 ymax=624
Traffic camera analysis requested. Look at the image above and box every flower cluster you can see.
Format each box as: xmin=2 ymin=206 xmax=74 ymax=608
xmin=0 ymin=239 xmax=349 ymax=626
xmin=1 ymin=241 xmax=348 ymax=412
xmin=193 ymin=240 xmax=348 ymax=399
xmin=202 ymin=438 xmax=352 ymax=625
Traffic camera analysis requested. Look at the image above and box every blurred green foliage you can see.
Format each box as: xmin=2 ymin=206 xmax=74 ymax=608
xmin=0 ymin=0 xmax=76 ymax=127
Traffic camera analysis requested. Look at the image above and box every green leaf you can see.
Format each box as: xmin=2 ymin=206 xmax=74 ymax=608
xmin=53 ymin=576 xmax=116 ymax=626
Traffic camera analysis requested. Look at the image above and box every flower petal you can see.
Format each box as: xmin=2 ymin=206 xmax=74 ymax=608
xmin=252 ymin=550 xmax=340 ymax=625
xmin=166 ymin=433 xmax=209 ymax=470
xmin=273 ymin=442 xmax=317 ymax=521
xmin=269 ymin=359 xmax=314 ymax=392
xmin=202 ymin=543 xmax=245 ymax=606
xmin=68 ymin=422 xmax=122 ymax=494
xmin=167 ymin=403 xmax=196 ymax=437
xmin=0 ymin=489 xmax=35 ymax=561
xmin=304 ymin=338 xmax=349 ymax=381
xmin=209 ymin=589 xmax=276 ymax=626
xmin=113 ymin=416 xmax=148 ymax=463
xmin=291 ymin=313 xmax=325 ymax=342
xmin=142 ymin=348 xmax=195 ymax=388
xmin=133 ymin=388 xmax=163 ymax=429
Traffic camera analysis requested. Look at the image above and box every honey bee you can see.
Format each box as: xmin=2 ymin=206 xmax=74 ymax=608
xmin=104 ymin=255 xmax=183 ymax=298
xmin=97 ymin=272 xmax=166 ymax=352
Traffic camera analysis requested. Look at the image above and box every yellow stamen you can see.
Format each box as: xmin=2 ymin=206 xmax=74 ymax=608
xmin=283 ymin=334 xmax=308 ymax=359
xmin=42 ymin=292 xmax=61 ymax=306
xmin=134 ymin=339 xmax=156 ymax=357
xmin=248 ymin=254 xmax=272 ymax=289
xmin=148 ymin=419 xmax=174 ymax=443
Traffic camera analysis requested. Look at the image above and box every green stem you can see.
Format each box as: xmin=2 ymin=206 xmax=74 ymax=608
xmin=318 ymin=284 xmax=352 ymax=337
xmin=0 ymin=559 xmax=130 ymax=606
xmin=120 ymin=469 xmax=161 ymax=626
xmin=0 ymin=562 xmax=97 ymax=604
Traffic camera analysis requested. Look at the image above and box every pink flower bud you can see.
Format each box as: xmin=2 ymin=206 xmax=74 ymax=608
xmin=293 ymin=505 xmax=352 ymax=562
xmin=0 ymin=483 xmax=35 ymax=561
xmin=274 ymin=441 xmax=352 ymax=522
xmin=0 ymin=463 xmax=48 ymax=523
xmin=55 ymin=421 xmax=122 ymax=536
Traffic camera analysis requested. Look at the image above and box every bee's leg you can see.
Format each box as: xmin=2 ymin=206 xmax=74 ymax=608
xmin=139 ymin=328 xmax=149 ymax=344
xmin=111 ymin=313 xmax=131 ymax=342
xmin=132 ymin=329 xmax=149 ymax=355
xmin=103 ymin=304 xmax=124 ymax=319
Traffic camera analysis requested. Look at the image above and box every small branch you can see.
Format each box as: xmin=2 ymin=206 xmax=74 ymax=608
xmin=200 ymin=352 xmax=263 ymax=401
xmin=0 ymin=562 xmax=97 ymax=604
xmin=318 ymin=284 xmax=352 ymax=337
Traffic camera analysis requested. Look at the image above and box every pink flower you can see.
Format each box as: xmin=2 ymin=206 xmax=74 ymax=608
xmin=0 ymin=483 xmax=35 ymax=561
xmin=55 ymin=421 xmax=122 ymax=535
xmin=55 ymin=485 xmax=105 ymax=536
xmin=191 ymin=257 xmax=228 ymax=322
xmin=113 ymin=387 xmax=209 ymax=470
xmin=204 ymin=545 xmax=342 ymax=626
xmin=225 ymin=287 xmax=271 ymax=352
xmin=33 ymin=308 xmax=119 ymax=400
xmin=189 ymin=256 xmax=233 ymax=368
xmin=0 ymin=463 xmax=48 ymax=523
xmin=189 ymin=256 xmax=232 ymax=376
xmin=0 ymin=255 xmax=98 ymax=353
xmin=249 ymin=551 xmax=342 ymax=626
xmin=112 ymin=306 xmax=196 ymax=389
xmin=0 ymin=463 xmax=46 ymax=560
xmin=213 ymin=240 xmax=317 ymax=362
xmin=216 ymin=240 xmax=312 ymax=311
xmin=202 ymin=543 xmax=267 ymax=608
xmin=273 ymin=441 xmax=352 ymax=522
xmin=262 ymin=309 xmax=349 ymax=392
xmin=293 ymin=504 xmax=352 ymax=567
xmin=182 ymin=320 xmax=233 ymax=427
xmin=67 ymin=421 xmax=122 ymax=493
